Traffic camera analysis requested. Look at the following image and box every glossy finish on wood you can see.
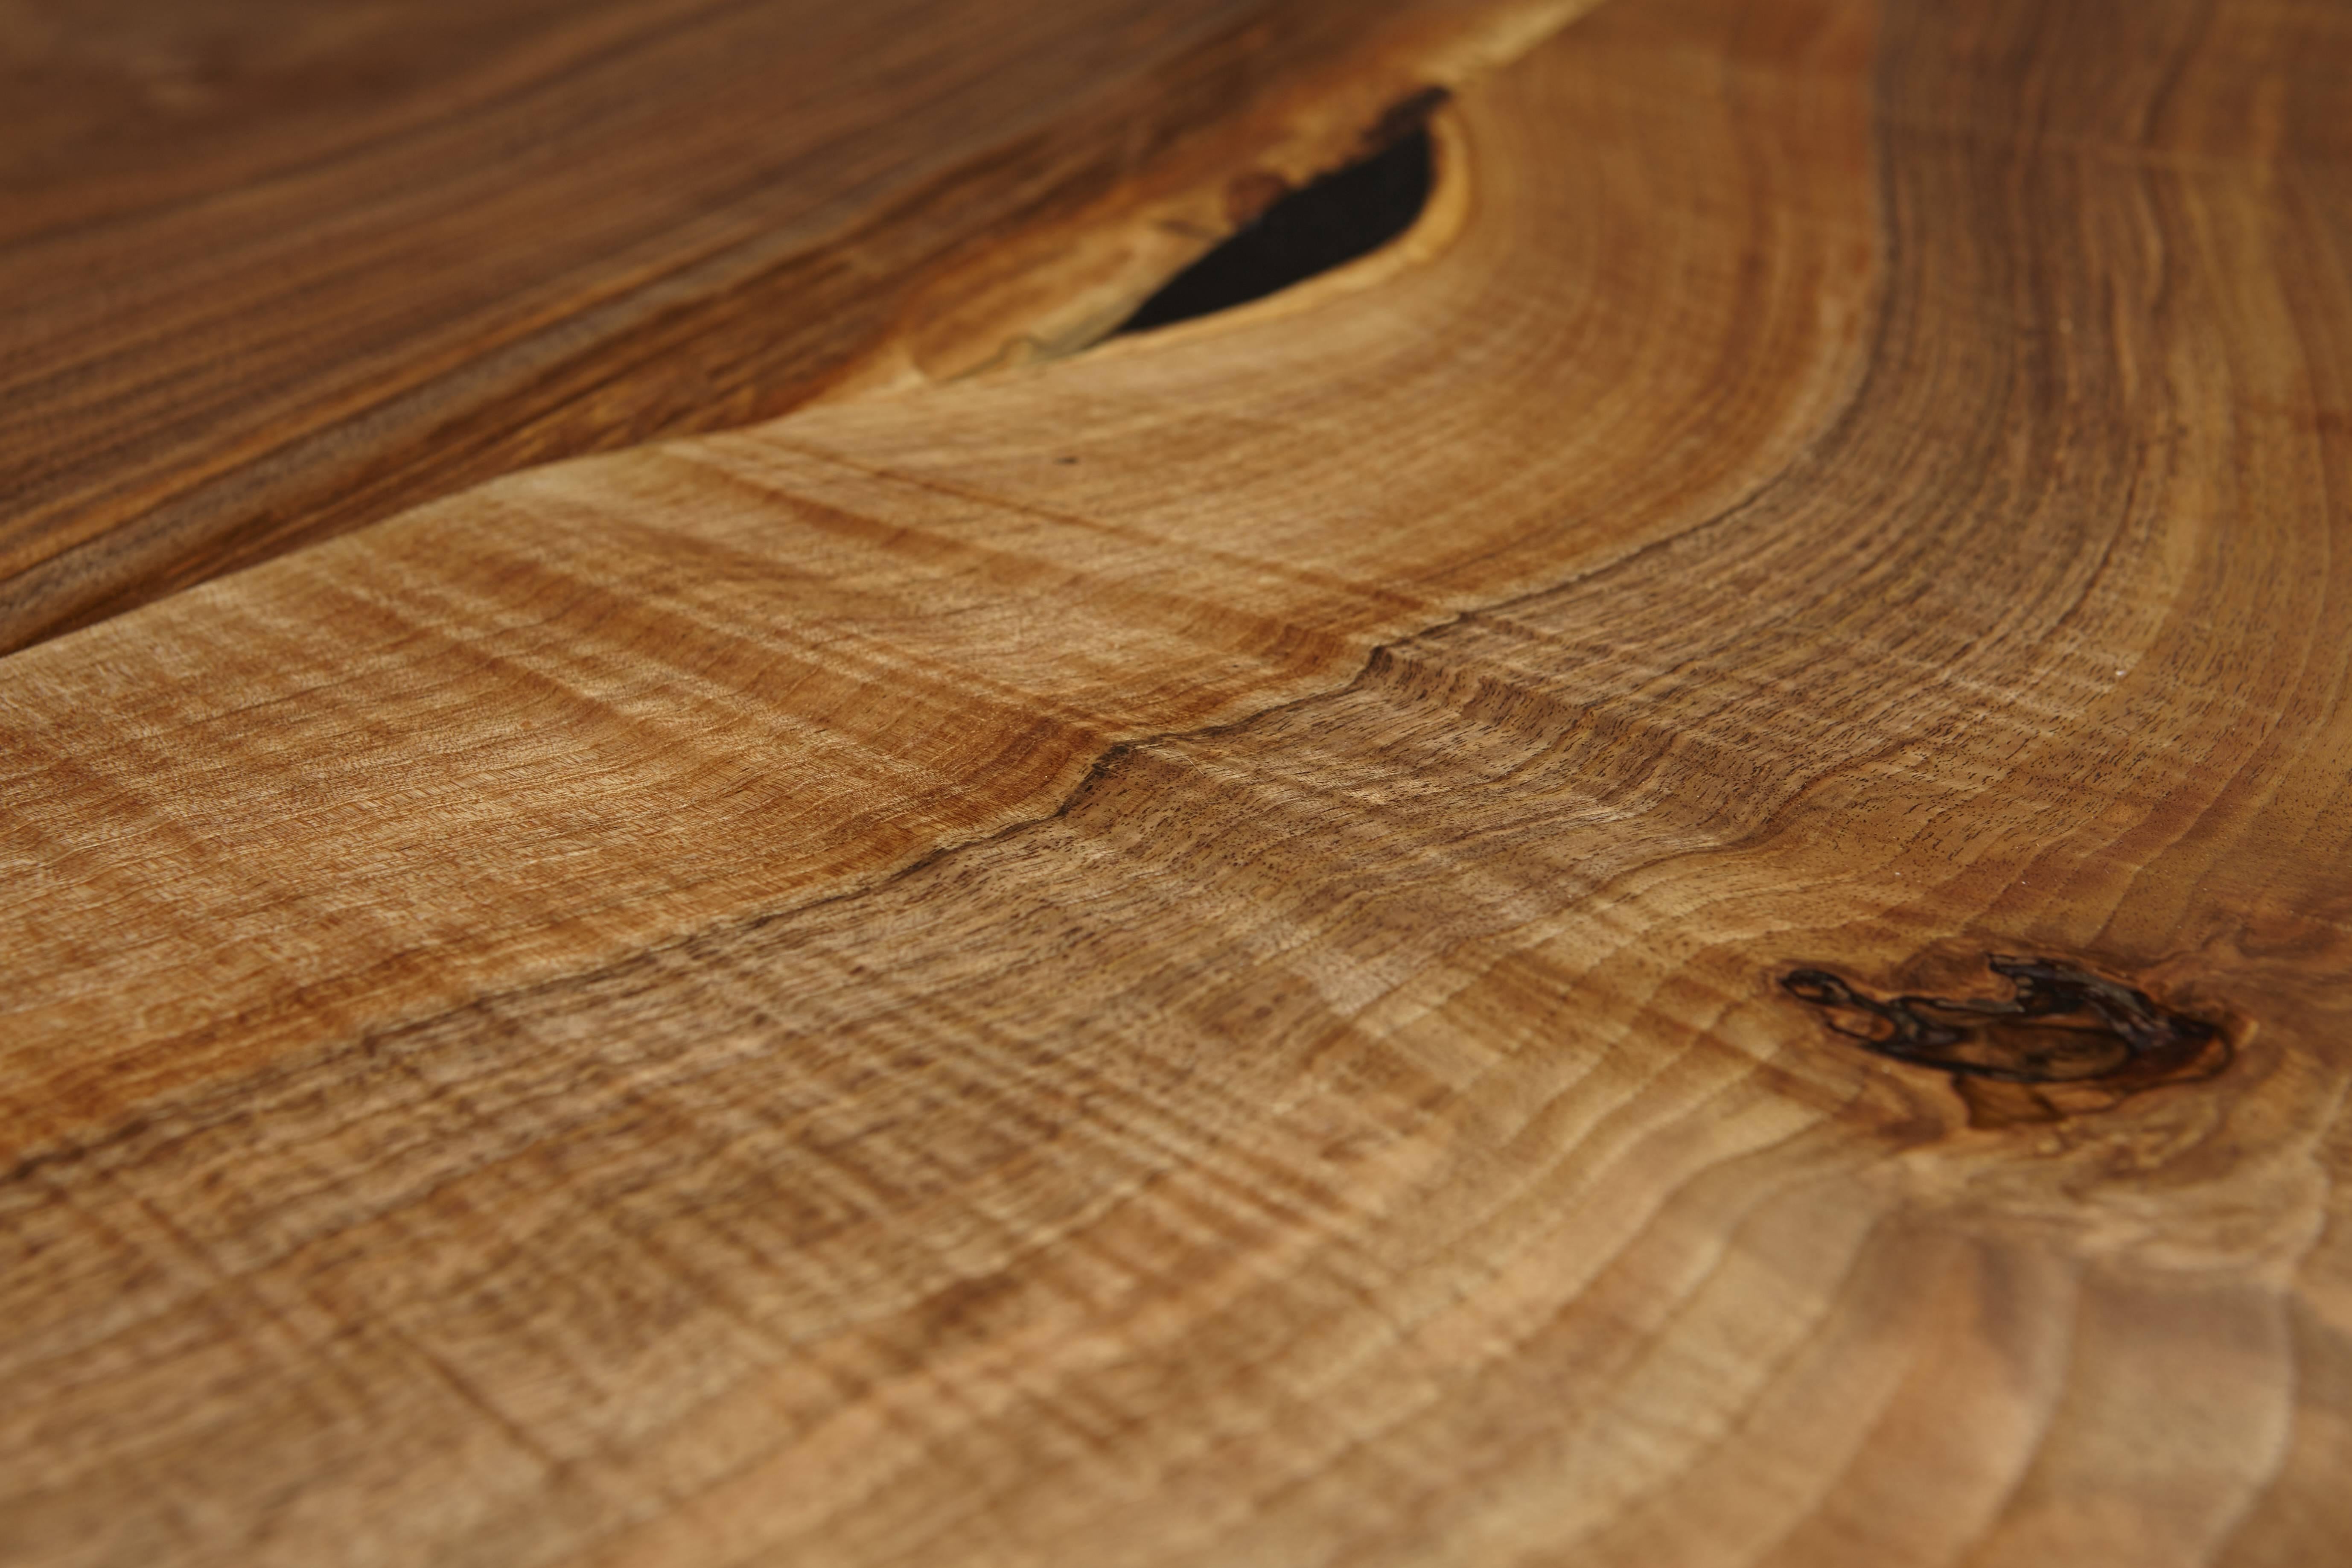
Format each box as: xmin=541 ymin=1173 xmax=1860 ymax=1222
xmin=5 ymin=0 xmax=2350 ymax=1562
xmin=0 ymin=0 xmax=1568 ymax=652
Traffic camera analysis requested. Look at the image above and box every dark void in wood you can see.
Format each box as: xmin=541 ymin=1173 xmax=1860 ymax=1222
xmin=1116 ymin=119 xmax=1435 ymax=333
xmin=1781 ymin=956 xmax=2227 ymax=1090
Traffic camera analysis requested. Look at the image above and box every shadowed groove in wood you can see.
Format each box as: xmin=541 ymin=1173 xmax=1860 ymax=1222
xmin=3 ymin=0 xmax=2351 ymax=1562
xmin=1116 ymin=118 xmax=1439 ymax=333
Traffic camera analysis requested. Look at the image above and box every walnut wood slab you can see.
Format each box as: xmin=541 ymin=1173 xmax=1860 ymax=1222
xmin=5 ymin=0 xmax=2351 ymax=1563
xmin=0 ymin=0 xmax=1579 ymax=654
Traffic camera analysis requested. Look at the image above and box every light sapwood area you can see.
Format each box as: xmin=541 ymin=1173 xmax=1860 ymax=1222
xmin=4 ymin=0 xmax=2351 ymax=1562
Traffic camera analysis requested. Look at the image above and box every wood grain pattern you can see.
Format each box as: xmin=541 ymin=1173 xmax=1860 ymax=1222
xmin=0 ymin=0 xmax=1579 ymax=653
xmin=6 ymin=0 xmax=2352 ymax=1562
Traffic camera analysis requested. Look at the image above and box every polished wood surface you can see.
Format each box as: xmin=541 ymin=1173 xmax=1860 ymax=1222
xmin=0 ymin=0 xmax=1574 ymax=653
xmin=5 ymin=0 xmax=2350 ymax=1562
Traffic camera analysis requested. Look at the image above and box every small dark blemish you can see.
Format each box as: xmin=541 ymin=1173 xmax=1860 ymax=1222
xmin=1114 ymin=115 xmax=1437 ymax=335
xmin=1781 ymin=956 xmax=2228 ymax=1108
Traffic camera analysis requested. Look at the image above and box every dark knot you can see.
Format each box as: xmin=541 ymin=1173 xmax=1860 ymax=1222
xmin=1781 ymin=955 xmax=2224 ymax=1088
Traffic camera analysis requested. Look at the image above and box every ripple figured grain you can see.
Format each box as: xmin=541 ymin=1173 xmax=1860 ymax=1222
xmin=0 ymin=0 xmax=1584 ymax=652
xmin=3 ymin=0 xmax=2350 ymax=1563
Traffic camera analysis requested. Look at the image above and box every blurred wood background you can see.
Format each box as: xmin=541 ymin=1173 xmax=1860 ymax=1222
xmin=3 ymin=0 xmax=2349 ymax=1563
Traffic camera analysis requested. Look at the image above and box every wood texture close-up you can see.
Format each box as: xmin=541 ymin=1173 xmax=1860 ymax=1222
xmin=0 ymin=0 xmax=1582 ymax=652
xmin=3 ymin=0 xmax=2350 ymax=1563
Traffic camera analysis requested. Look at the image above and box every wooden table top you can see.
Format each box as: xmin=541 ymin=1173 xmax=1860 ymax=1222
xmin=4 ymin=0 xmax=2349 ymax=1562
